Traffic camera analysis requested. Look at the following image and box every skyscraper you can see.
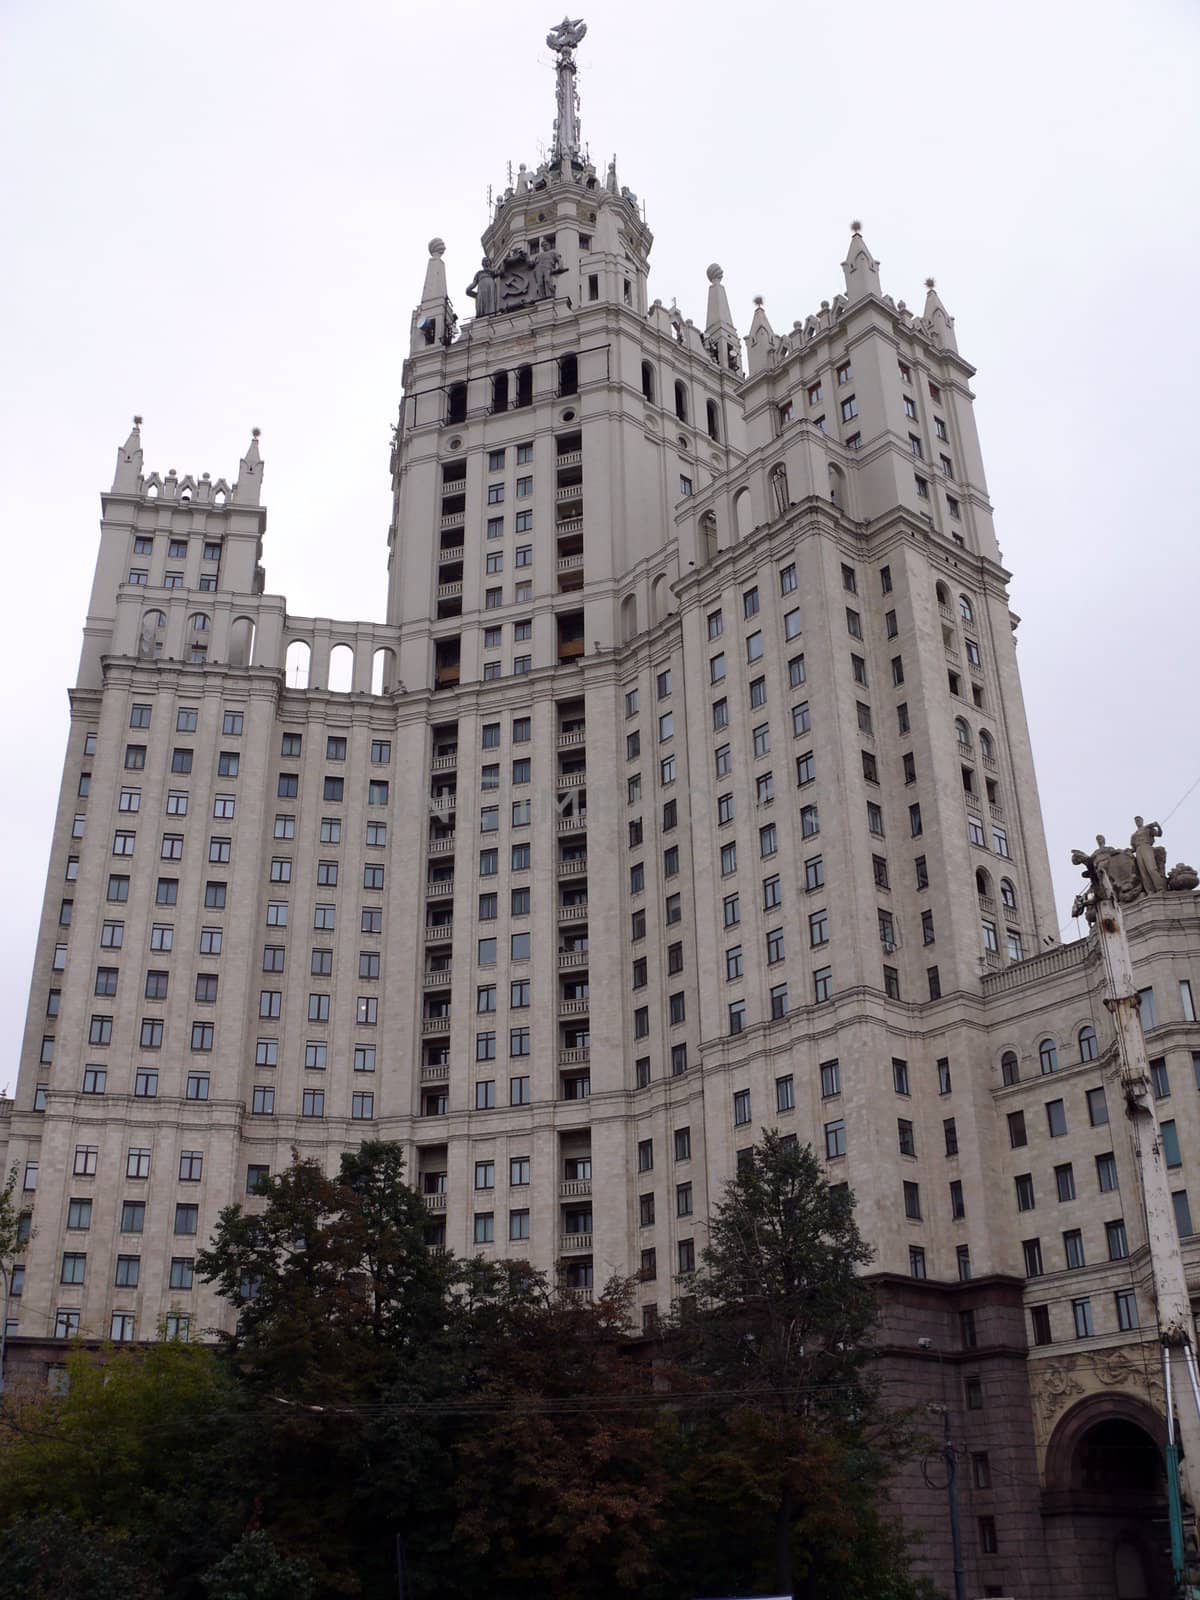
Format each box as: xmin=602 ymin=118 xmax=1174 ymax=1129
xmin=4 ymin=24 xmax=1199 ymax=1599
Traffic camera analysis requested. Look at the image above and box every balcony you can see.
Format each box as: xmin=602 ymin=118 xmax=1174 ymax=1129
xmin=422 ymin=1016 xmax=451 ymax=1036
xmin=556 ymin=449 xmax=583 ymax=469
xmin=439 ymin=513 xmax=465 ymax=530
xmin=558 ymin=812 xmax=587 ymax=832
xmin=559 ymin=997 xmax=590 ymax=1016
xmin=560 ymin=1231 xmax=593 ymax=1253
xmin=560 ymin=1178 xmax=592 ymax=1198
xmin=989 ymin=802 xmax=1005 ymax=821
xmin=439 ymin=543 xmax=465 ymax=562
xmin=555 ymin=484 xmax=583 ymax=503
xmin=556 ymin=515 xmax=583 ymax=536
xmin=557 ymin=727 xmax=586 ymax=747
xmin=558 ymin=856 xmax=588 ymax=876
xmin=425 ymin=877 xmax=454 ymax=896
xmin=982 ymin=753 xmax=998 ymax=772
xmin=944 ymin=643 xmax=960 ymax=662
xmin=978 ymin=894 xmax=996 ymax=915
xmin=428 ymin=835 xmax=456 ymax=855
xmin=428 ymin=795 xmax=457 ymax=816
xmin=963 ymin=794 xmax=982 ymax=816
xmin=424 ymin=967 xmax=453 ymax=987
xmin=425 ymin=921 xmax=453 ymax=940
xmin=558 ymin=949 xmax=588 ymax=968
xmin=556 ymin=552 xmax=584 ymax=573
xmin=558 ymin=903 xmax=588 ymax=921
xmin=557 ymin=770 xmax=587 ymax=788
xmin=559 ymin=1046 xmax=590 ymax=1066
xmin=431 ymin=752 xmax=458 ymax=771
xmin=423 ymin=1192 xmax=447 ymax=1211
xmin=939 ymin=603 xmax=954 ymax=622
xmin=420 ymin=1063 xmax=449 ymax=1083
xmin=436 ymin=581 xmax=463 ymax=601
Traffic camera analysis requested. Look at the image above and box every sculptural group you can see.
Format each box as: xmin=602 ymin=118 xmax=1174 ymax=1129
xmin=1071 ymin=817 xmax=1198 ymax=921
xmin=466 ymin=241 xmax=567 ymax=318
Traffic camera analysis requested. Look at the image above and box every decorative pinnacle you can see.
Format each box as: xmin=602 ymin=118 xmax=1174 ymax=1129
xmin=850 ymin=219 xmax=862 ymax=233
xmin=251 ymin=427 xmax=261 ymax=438
xmin=753 ymin=295 xmax=764 ymax=307
xmin=133 ymin=414 xmax=143 ymax=426
xmin=706 ymin=263 xmax=723 ymax=283
xmin=924 ymin=276 xmax=936 ymax=289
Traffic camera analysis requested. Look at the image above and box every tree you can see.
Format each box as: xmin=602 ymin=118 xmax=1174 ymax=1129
xmin=0 ymin=1164 xmax=28 ymax=1390
xmin=665 ymin=1131 xmax=930 ymax=1600
xmin=200 ymin=1531 xmax=315 ymax=1600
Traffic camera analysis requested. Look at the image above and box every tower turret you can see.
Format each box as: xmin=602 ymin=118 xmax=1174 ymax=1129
xmin=410 ymin=238 xmax=457 ymax=355
xmin=841 ymin=220 xmax=882 ymax=303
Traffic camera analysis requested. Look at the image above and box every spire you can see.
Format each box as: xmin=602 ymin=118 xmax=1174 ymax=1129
xmin=606 ymin=155 xmax=619 ymax=195
xmin=745 ymin=296 xmax=778 ymax=377
xmin=421 ymin=237 xmax=447 ymax=304
xmin=922 ymin=276 xmax=958 ymax=352
xmin=233 ymin=427 xmax=263 ymax=506
xmin=411 ymin=238 xmax=457 ymax=353
xmin=841 ymin=221 xmax=881 ymax=303
xmin=547 ymin=17 xmax=587 ymax=163
xmin=112 ymin=414 xmax=144 ymax=493
xmin=704 ymin=263 xmax=741 ymax=376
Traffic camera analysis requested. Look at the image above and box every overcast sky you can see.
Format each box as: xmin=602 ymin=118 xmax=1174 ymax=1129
xmin=2 ymin=0 xmax=1197 ymax=1086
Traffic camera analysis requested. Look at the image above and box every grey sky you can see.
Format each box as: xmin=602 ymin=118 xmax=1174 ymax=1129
xmin=2 ymin=0 xmax=1198 ymax=1084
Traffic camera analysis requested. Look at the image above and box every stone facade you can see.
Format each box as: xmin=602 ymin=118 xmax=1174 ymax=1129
xmin=3 ymin=28 xmax=1197 ymax=1600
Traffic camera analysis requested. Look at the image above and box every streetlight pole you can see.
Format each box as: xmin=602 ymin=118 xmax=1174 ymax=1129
xmin=920 ymin=1338 xmax=966 ymax=1600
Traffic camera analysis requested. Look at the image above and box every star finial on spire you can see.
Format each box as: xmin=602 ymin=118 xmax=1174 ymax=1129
xmin=753 ymin=295 xmax=764 ymax=307
xmin=924 ymin=276 xmax=936 ymax=289
xmin=133 ymin=414 xmax=143 ymax=427
xmin=850 ymin=219 xmax=863 ymax=234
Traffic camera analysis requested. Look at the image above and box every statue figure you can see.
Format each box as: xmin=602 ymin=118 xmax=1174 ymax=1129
xmin=465 ymin=258 xmax=498 ymax=317
xmin=1130 ymin=816 xmax=1167 ymax=893
xmin=1168 ymin=863 xmax=1200 ymax=893
xmin=532 ymin=241 xmax=566 ymax=300
xmin=138 ymin=613 xmax=159 ymax=660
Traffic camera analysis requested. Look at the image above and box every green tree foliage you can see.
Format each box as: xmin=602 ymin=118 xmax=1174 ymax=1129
xmin=660 ymin=1131 xmax=932 ymax=1600
xmin=0 ymin=1138 xmax=931 ymax=1600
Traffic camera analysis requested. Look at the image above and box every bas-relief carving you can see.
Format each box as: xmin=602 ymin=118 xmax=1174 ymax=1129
xmin=1029 ymin=1350 xmax=1163 ymax=1469
xmin=465 ymin=243 xmax=566 ymax=319
xmin=1070 ymin=817 xmax=1197 ymax=922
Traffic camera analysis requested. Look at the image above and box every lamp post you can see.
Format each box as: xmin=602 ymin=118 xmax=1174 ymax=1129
xmin=919 ymin=1337 xmax=966 ymax=1600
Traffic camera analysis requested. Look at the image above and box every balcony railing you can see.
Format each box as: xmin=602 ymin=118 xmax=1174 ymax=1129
xmin=439 ymin=513 xmax=465 ymax=530
xmin=558 ymin=770 xmax=587 ymax=787
xmin=557 ymin=812 xmax=587 ymax=831
xmin=436 ymin=582 xmax=463 ymax=600
xmin=428 ymin=835 xmax=456 ymax=855
xmin=939 ymin=603 xmax=955 ymax=622
xmin=560 ymin=1178 xmax=592 ymax=1198
xmin=989 ymin=802 xmax=1005 ymax=821
xmin=420 ymin=1063 xmax=449 ymax=1083
xmin=560 ymin=1231 xmax=593 ymax=1252
xmin=978 ymin=894 xmax=996 ymax=914
xmin=425 ymin=921 xmax=453 ymax=940
xmin=559 ymin=1046 xmax=591 ymax=1065
xmin=422 ymin=1016 xmax=452 ymax=1036
xmin=424 ymin=967 xmax=453 ymax=987
xmin=555 ymin=484 xmax=583 ymax=503
xmin=556 ymin=553 xmax=584 ymax=572
xmin=431 ymin=753 xmax=458 ymax=771
xmin=423 ymin=1191 xmax=447 ymax=1210
xmin=425 ymin=877 xmax=454 ymax=896
xmin=558 ymin=857 xmax=588 ymax=875
xmin=428 ymin=794 xmax=457 ymax=814
xmin=559 ymin=997 xmax=589 ymax=1016
xmin=439 ymin=544 xmax=465 ymax=562
xmin=558 ymin=904 xmax=588 ymax=921
xmin=557 ymin=728 xmax=586 ymax=747
xmin=556 ymin=450 xmax=583 ymax=468
xmin=556 ymin=516 xmax=583 ymax=535
xmin=558 ymin=950 xmax=588 ymax=967
xmin=982 ymin=753 xmax=998 ymax=772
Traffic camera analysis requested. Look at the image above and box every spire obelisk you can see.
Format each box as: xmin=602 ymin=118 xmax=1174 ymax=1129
xmin=546 ymin=16 xmax=587 ymax=163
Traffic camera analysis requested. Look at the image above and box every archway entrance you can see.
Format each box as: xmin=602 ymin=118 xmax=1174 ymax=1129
xmin=1043 ymin=1396 xmax=1174 ymax=1600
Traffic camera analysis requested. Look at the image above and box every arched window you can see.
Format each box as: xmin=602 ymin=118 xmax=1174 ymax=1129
xmin=734 ymin=487 xmax=753 ymax=540
xmin=770 ymin=465 xmax=789 ymax=518
xmin=706 ymin=399 xmax=719 ymax=441
xmin=558 ymin=354 xmax=578 ymax=397
xmin=936 ymin=581 xmax=950 ymax=608
xmin=979 ymin=728 xmax=994 ymax=761
xmin=1079 ymin=1025 xmax=1099 ymax=1063
xmin=955 ymin=716 xmax=971 ymax=748
xmin=1039 ymin=1039 xmax=1058 ymax=1075
xmin=285 ymin=639 xmax=311 ymax=689
xmin=699 ymin=511 xmax=718 ymax=562
xmin=620 ymin=593 xmax=638 ymax=642
xmin=328 ymin=642 xmax=354 ymax=693
xmin=188 ymin=612 xmax=210 ymax=632
xmin=975 ymin=867 xmax=993 ymax=900
xmin=999 ymin=877 xmax=1017 ymax=910
xmin=1001 ymin=1050 xmax=1019 ymax=1086
xmin=959 ymin=593 xmax=974 ymax=623
xmin=674 ymin=380 xmax=688 ymax=423
xmin=446 ymin=382 xmax=467 ymax=424
xmin=641 ymin=361 xmax=655 ymax=403
xmin=491 ymin=372 xmax=509 ymax=413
